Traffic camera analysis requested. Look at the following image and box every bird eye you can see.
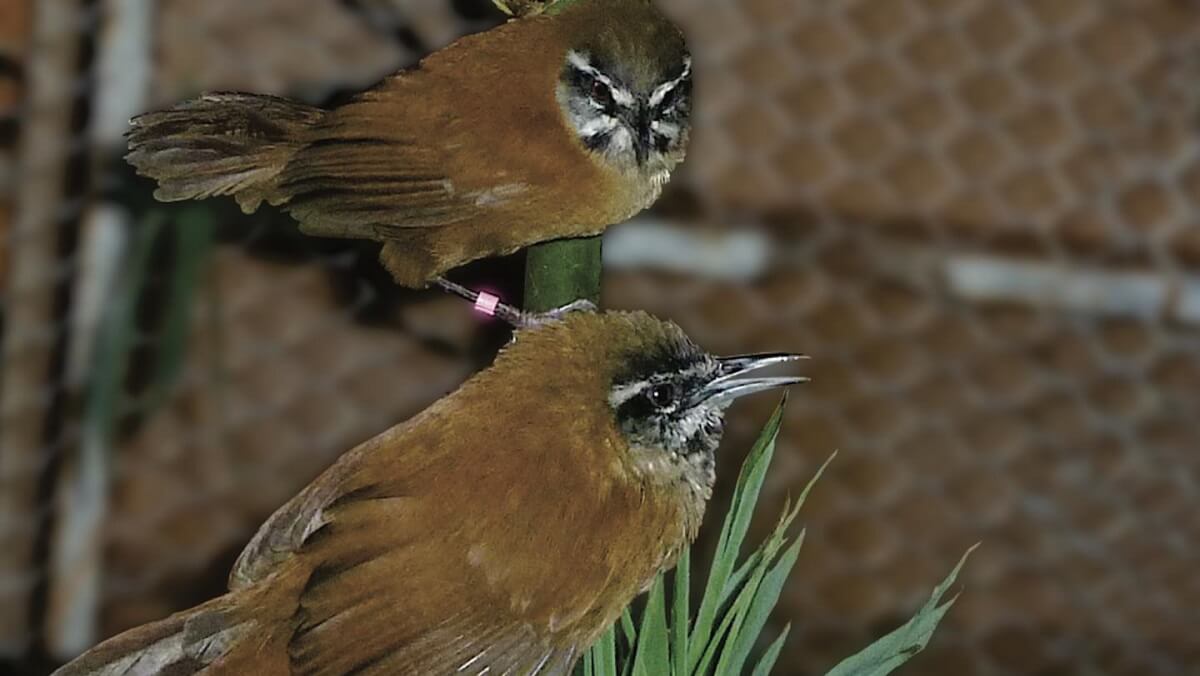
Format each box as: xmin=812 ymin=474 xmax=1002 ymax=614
xmin=648 ymin=383 xmax=676 ymax=408
xmin=590 ymin=80 xmax=614 ymax=108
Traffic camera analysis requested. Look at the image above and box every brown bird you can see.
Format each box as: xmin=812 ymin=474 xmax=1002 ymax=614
xmin=54 ymin=310 xmax=804 ymax=675
xmin=125 ymin=0 xmax=692 ymax=288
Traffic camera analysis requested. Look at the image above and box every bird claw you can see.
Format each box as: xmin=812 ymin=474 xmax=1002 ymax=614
xmin=519 ymin=299 xmax=598 ymax=327
xmin=433 ymin=277 xmax=598 ymax=329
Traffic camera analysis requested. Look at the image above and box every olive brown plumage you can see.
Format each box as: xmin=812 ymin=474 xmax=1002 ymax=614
xmin=126 ymin=0 xmax=692 ymax=287
xmin=54 ymin=311 xmax=804 ymax=675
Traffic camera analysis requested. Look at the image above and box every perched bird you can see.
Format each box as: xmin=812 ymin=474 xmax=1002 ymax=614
xmin=125 ymin=0 xmax=692 ymax=288
xmin=55 ymin=311 xmax=804 ymax=676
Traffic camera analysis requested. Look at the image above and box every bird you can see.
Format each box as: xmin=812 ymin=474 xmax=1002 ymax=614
xmin=54 ymin=310 xmax=804 ymax=676
xmin=125 ymin=0 xmax=692 ymax=289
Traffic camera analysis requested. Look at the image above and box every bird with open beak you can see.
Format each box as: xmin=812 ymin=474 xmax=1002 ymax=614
xmin=55 ymin=310 xmax=806 ymax=676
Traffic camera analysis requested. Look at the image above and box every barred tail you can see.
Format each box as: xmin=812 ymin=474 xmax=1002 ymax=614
xmin=126 ymin=93 xmax=325 ymax=213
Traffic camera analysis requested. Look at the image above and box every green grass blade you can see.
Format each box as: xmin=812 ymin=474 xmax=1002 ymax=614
xmin=692 ymin=580 xmax=746 ymax=676
xmin=618 ymin=607 xmax=637 ymax=676
xmin=787 ymin=452 xmax=836 ymax=527
xmin=825 ymin=544 xmax=978 ymax=676
xmin=585 ymin=405 xmax=851 ymax=676
xmin=750 ymin=624 xmax=791 ymax=676
xmin=595 ymin=624 xmax=617 ymax=676
xmin=620 ymin=608 xmax=637 ymax=647
xmin=716 ymin=548 xmax=764 ymax=612
xmin=696 ymin=524 xmax=794 ymax=676
xmin=708 ymin=525 xmax=788 ymax=676
xmin=719 ymin=398 xmax=787 ymax=560
xmin=671 ymin=550 xmax=690 ymax=676
xmin=717 ymin=451 xmax=833 ymax=612
xmin=145 ymin=207 xmax=214 ymax=409
xmin=631 ymin=576 xmax=670 ymax=676
xmin=717 ymin=532 xmax=806 ymax=675
xmin=701 ymin=450 xmax=834 ymax=675
xmin=688 ymin=397 xmax=786 ymax=670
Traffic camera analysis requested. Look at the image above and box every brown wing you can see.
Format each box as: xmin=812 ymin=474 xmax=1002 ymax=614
xmin=227 ymin=416 xmax=592 ymax=675
xmin=276 ymin=101 xmax=474 ymax=239
xmin=273 ymin=15 xmax=571 ymax=242
xmin=285 ymin=488 xmax=582 ymax=676
xmin=228 ymin=323 xmax=685 ymax=675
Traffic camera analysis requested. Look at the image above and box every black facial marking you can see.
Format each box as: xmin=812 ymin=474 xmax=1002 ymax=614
xmin=560 ymin=50 xmax=691 ymax=166
xmin=590 ymin=80 xmax=615 ymax=111
xmin=657 ymin=86 xmax=678 ymax=111
xmin=582 ymin=130 xmax=612 ymax=152
xmin=684 ymin=427 xmax=712 ymax=457
xmin=564 ymin=54 xmax=629 ymax=116
xmin=564 ymin=61 xmax=602 ymax=111
xmin=618 ymin=329 xmax=701 ymax=382
xmin=616 ymin=391 xmax=658 ymax=425
xmin=564 ymin=61 xmax=591 ymax=92
xmin=657 ymin=80 xmax=691 ymax=117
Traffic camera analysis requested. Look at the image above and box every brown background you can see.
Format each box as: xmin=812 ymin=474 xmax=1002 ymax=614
xmin=2 ymin=1 xmax=1199 ymax=674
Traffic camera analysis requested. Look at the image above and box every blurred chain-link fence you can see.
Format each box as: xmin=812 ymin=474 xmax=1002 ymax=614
xmin=2 ymin=1 xmax=1199 ymax=674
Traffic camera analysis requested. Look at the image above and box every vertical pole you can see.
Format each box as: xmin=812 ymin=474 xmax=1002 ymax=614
xmin=522 ymin=236 xmax=603 ymax=313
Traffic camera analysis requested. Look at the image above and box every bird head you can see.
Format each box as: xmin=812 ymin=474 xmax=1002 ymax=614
xmin=496 ymin=311 xmax=805 ymax=498
xmin=602 ymin=314 xmax=805 ymax=496
xmin=554 ymin=0 xmax=692 ymax=180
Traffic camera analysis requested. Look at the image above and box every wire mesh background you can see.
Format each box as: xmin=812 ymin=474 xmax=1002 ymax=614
xmin=3 ymin=0 xmax=1200 ymax=674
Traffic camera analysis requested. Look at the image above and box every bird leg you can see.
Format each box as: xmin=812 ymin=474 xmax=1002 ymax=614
xmin=526 ymin=299 xmax=598 ymax=323
xmin=432 ymin=278 xmax=597 ymax=329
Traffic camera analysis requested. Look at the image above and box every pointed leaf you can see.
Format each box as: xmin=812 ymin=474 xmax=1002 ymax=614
xmin=692 ymin=587 xmax=745 ymax=676
xmin=595 ymin=624 xmax=617 ymax=676
xmin=145 ymin=207 xmax=213 ymax=410
xmin=689 ymin=397 xmax=786 ymax=670
xmin=825 ymin=544 xmax=978 ymax=676
xmin=620 ymin=608 xmax=637 ymax=647
xmin=671 ymin=551 xmax=690 ymax=676
xmin=710 ymin=524 xmax=796 ymax=676
xmin=631 ymin=577 xmax=670 ymax=676
xmin=718 ymin=532 xmax=806 ymax=675
xmin=750 ymin=624 xmax=791 ymax=676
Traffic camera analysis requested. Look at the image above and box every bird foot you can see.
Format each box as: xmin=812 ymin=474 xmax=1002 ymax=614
xmin=432 ymin=278 xmax=597 ymax=329
xmin=519 ymin=299 xmax=598 ymax=327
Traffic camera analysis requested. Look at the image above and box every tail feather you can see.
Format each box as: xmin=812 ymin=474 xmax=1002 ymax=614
xmin=126 ymin=93 xmax=324 ymax=213
xmin=53 ymin=599 xmax=253 ymax=676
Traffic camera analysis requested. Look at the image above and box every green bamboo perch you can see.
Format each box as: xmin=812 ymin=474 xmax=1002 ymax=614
xmin=498 ymin=1 xmax=607 ymax=313
xmin=524 ymin=236 xmax=603 ymax=313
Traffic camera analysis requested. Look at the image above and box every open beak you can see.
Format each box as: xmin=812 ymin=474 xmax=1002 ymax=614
xmin=690 ymin=353 xmax=809 ymax=408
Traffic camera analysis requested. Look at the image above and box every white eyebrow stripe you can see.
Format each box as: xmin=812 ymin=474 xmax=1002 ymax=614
xmin=566 ymin=50 xmax=636 ymax=108
xmin=579 ymin=115 xmax=619 ymax=137
xmin=651 ymin=120 xmax=680 ymax=139
xmin=609 ymin=85 xmax=636 ymax=108
xmin=649 ymin=56 xmax=692 ymax=107
xmin=609 ymin=380 xmax=650 ymax=408
xmin=566 ymin=50 xmax=594 ymax=73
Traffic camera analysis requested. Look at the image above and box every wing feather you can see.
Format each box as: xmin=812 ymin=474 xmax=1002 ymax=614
xmin=286 ymin=498 xmax=579 ymax=676
xmin=272 ymin=75 xmax=480 ymax=240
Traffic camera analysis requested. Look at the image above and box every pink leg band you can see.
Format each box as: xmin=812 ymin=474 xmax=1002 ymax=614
xmin=475 ymin=291 xmax=501 ymax=317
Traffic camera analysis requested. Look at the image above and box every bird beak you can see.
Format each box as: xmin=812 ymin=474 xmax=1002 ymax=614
xmin=691 ymin=353 xmax=810 ymax=408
